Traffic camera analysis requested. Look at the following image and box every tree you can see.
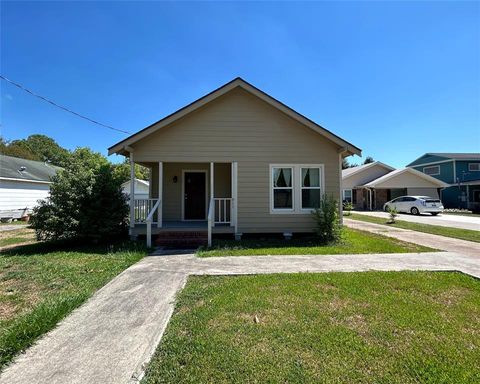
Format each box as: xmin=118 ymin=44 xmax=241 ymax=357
xmin=342 ymin=157 xmax=358 ymax=169
xmin=30 ymin=147 xmax=128 ymax=243
xmin=1 ymin=134 xmax=71 ymax=166
xmin=363 ymin=156 xmax=374 ymax=165
xmin=112 ymin=158 xmax=150 ymax=183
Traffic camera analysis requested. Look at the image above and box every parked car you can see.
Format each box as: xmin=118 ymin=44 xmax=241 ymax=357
xmin=383 ymin=196 xmax=444 ymax=215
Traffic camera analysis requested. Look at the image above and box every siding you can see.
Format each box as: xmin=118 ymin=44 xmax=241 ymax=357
xmin=408 ymin=154 xmax=449 ymax=167
xmin=456 ymin=161 xmax=480 ymax=182
xmin=342 ymin=165 xmax=392 ymax=189
xmin=132 ymin=88 xmax=341 ymax=233
xmin=0 ymin=180 xmax=50 ymax=211
xmin=413 ymin=162 xmax=454 ymax=184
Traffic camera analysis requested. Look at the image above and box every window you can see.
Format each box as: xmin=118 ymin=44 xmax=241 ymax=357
xmin=301 ymin=167 xmax=321 ymax=209
xmin=469 ymin=163 xmax=480 ymax=172
xmin=272 ymin=167 xmax=293 ymax=210
xmin=343 ymin=189 xmax=353 ymax=203
xmin=270 ymin=164 xmax=324 ymax=213
xmin=423 ymin=165 xmax=440 ymax=176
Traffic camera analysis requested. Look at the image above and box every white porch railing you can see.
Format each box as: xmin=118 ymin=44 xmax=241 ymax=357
xmin=146 ymin=199 xmax=161 ymax=248
xmin=134 ymin=199 xmax=157 ymax=224
xmin=214 ymin=198 xmax=232 ymax=224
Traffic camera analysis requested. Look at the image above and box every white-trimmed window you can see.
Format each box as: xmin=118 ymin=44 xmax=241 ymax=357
xmin=301 ymin=167 xmax=321 ymax=209
xmin=468 ymin=163 xmax=480 ymax=172
xmin=343 ymin=189 xmax=353 ymax=203
xmin=423 ymin=165 xmax=440 ymax=176
xmin=270 ymin=164 xmax=324 ymax=213
xmin=272 ymin=167 xmax=294 ymax=210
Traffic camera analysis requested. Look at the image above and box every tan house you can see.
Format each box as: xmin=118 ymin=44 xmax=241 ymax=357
xmin=342 ymin=162 xmax=448 ymax=210
xmin=108 ymin=78 xmax=361 ymax=246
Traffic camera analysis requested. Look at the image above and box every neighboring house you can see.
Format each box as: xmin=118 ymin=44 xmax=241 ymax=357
xmin=0 ymin=155 xmax=59 ymax=219
xmin=342 ymin=161 xmax=447 ymax=210
xmin=121 ymin=178 xmax=150 ymax=200
xmin=108 ymin=77 xmax=361 ymax=244
xmin=407 ymin=153 xmax=480 ymax=211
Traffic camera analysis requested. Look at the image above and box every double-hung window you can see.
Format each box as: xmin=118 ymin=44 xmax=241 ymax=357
xmin=271 ymin=164 xmax=324 ymax=213
xmin=301 ymin=167 xmax=321 ymax=209
xmin=272 ymin=167 xmax=293 ymax=210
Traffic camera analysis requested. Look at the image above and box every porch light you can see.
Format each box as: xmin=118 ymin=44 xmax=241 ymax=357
xmin=173 ymin=176 xmax=178 ymax=183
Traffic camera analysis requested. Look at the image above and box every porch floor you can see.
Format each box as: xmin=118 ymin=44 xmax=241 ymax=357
xmin=131 ymin=221 xmax=235 ymax=236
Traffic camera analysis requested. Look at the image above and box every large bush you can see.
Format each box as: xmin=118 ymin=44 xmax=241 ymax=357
xmin=30 ymin=148 xmax=128 ymax=243
xmin=312 ymin=194 xmax=342 ymax=244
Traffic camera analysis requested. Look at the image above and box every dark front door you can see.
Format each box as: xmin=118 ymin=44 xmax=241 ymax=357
xmin=184 ymin=172 xmax=206 ymax=220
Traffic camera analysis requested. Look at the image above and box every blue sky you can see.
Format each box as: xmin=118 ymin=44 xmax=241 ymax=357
xmin=1 ymin=1 xmax=479 ymax=167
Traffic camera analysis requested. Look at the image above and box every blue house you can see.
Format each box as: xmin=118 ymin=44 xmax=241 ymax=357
xmin=407 ymin=153 xmax=480 ymax=211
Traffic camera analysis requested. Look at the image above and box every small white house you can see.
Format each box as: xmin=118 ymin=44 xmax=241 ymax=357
xmin=121 ymin=178 xmax=150 ymax=200
xmin=0 ymin=155 xmax=60 ymax=219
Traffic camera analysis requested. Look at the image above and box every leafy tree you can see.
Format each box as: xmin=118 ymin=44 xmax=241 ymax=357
xmin=30 ymin=147 xmax=128 ymax=243
xmin=0 ymin=137 xmax=41 ymax=161
xmin=112 ymin=158 xmax=150 ymax=183
xmin=363 ymin=156 xmax=374 ymax=165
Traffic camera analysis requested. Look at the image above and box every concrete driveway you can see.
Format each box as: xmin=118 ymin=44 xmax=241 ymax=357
xmin=1 ymin=247 xmax=479 ymax=384
xmin=352 ymin=210 xmax=480 ymax=231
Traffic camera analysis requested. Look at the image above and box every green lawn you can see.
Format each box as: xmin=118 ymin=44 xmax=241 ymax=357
xmin=349 ymin=213 xmax=480 ymax=243
xmin=0 ymin=228 xmax=36 ymax=248
xmin=0 ymin=241 xmax=145 ymax=369
xmin=143 ymin=272 xmax=480 ymax=384
xmin=197 ymin=228 xmax=434 ymax=257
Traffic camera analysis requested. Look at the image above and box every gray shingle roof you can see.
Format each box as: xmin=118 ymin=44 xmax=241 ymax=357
xmin=0 ymin=155 xmax=60 ymax=183
xmin=428 ymin=153 xmax=480 ymax=160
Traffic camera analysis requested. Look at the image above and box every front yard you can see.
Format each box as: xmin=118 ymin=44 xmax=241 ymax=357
xmin=143 ymin=271 xmax=480 ymax=383
xmin=349 ymin=213 xmax=480 ymax=243
xmin=198 ymin=228 xmax=434 ymax=257
xmin=0 ymin=227 xmax=36 ymax=248
xmin=0 ymin=241 xmax=145 ymax=369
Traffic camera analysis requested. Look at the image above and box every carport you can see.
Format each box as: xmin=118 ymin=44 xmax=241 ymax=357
xmin=360 ymin=168 xmax=448 ymax=210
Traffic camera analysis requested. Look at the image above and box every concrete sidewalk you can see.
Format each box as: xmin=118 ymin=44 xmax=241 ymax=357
xmin=344 ymin=218 xmax=480 ymax=257
xmin=1 ymin=249 xmax=479 ymax=384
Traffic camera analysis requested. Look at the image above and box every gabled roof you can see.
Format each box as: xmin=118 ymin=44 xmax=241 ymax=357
xmin=108 ymin=77 xmax=361 ymax=156
xmin=121 ymin=178 xmax=149 ymax=188
xmin=342 ymin=161 xmax=394 ymax=179
xmin=0 ymin=155 xmax=60 ymax=183
xmin=362 ymin=167 xmax=448 ymax=188
xmin=407 ymin=152 xmax=480 ymax=166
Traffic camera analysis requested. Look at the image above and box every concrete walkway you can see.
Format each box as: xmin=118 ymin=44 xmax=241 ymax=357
xmin=344 ymin=218 xmax=480 ymax=257
xmin=352 ymin=210 xmax=480 ymax=231
xmin=1 ymin=248 xmax=479 ymax=384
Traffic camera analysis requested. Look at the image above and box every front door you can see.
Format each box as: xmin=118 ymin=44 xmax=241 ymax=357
xmin=184 ymin=172 xmax=206 ymax=220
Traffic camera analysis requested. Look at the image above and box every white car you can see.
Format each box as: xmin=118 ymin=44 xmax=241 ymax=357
xmin=383 ymin=196 xmax=444 ymax=216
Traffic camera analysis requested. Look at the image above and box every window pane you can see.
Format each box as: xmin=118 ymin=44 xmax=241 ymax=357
xmin=302 ymin=189 xmax=320 ymax=209
xmin=302 ymin=168 xmax=320 ymax=187
xmin=274 ymin=189 xmax=293 ymax=209
xmin=273 ymin=168 xmax=292 ymax=188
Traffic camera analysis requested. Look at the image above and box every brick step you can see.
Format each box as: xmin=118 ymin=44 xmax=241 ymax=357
xmin=155 ymin=237 xmax=207 ymax=247
xmin=155 ymin=231 xmax=208 ymax=239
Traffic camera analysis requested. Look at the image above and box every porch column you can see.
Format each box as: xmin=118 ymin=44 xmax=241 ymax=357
xmin=157 ymin=162 xmax=163 ymax=228
xmin=129 ymin=153 xmax=135 ymax=229
xmin=210 ymin=162 xmax=214 ymax=201
xmin=231 ymin=161 xmax=238 ymax=230
xmin=338 ymin=153 xmax=343 ymax=224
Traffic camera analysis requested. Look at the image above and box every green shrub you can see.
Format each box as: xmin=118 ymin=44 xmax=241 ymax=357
xmin=30 ymin=148 xmax=128 ymax=243
xmin=312 ymin=194 xmax=342 ymax=244
xmin=387 ymin=206 xmax=399 ymax=224
xmin=343 ymin=201 xmax=353 ymax=216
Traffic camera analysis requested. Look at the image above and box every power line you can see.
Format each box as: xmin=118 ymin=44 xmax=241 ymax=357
xmin=0 ymin=74 xmax=131 ymax=134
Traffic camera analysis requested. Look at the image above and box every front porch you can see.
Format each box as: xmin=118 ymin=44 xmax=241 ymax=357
xmin=127 ymin=160 xmax=238 ymax=246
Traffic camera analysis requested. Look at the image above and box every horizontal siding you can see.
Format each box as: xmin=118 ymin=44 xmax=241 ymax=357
xmin=0 ymin=180 xmax=50 ymax=210
xmin=133 ymin=88 xmax=341 ymax=233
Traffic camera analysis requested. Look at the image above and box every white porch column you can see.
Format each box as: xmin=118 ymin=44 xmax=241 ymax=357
xmin=231 ymin=161 xmax=238 ymax=230
xmin=129 ymin=153 xmax=135 ymax=229
xmin=210 ymin=162 xmax=214 ymax=201
xmin=157 ymin=162 xmax=163 ymax=228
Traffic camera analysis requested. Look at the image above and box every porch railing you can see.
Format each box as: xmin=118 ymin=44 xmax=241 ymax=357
xmin=214 ymin=198 xmax=232 ymax=225
xmin=134 ymin=198 xmax=157 ymax=224
xmin=146 ymin=199 xmax=161 ymax=248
